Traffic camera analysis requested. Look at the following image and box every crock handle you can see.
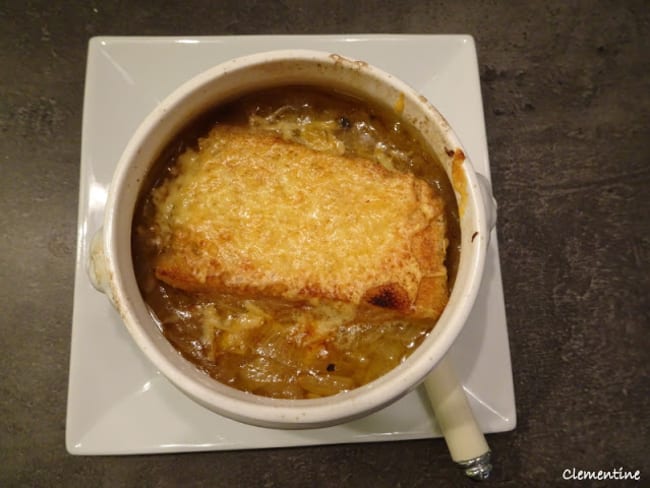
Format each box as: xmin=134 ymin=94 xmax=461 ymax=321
xmin=424 ymin=355 xmax=492 ymax=480
xmin=88 ymin=227 xmax=115 ymax=305
xmin=475 ymin=173 xmax=497 ymax=233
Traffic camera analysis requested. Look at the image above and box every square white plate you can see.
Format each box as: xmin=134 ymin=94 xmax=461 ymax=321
xmin=66 ymin=34 xmax=516 ymax=455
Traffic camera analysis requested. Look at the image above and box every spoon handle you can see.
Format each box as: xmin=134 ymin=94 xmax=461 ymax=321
xmin=424 ymin=355 xmax=492 ymax=481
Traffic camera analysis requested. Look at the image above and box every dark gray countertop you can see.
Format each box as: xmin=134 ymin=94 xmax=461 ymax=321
xmin=1 ymin=1 xmax=648 ymax=486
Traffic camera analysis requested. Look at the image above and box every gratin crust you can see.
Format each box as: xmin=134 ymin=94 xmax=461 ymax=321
xmin=151 ymin=125 xmax=448 ymax=320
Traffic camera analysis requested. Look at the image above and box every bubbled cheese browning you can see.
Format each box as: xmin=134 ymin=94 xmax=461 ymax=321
xmin=152 ymin=125 xmax=448 ymax=319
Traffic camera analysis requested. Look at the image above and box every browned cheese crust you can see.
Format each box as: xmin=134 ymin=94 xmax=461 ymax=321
xmin=151 ymin=125 xmax=448 ymax=321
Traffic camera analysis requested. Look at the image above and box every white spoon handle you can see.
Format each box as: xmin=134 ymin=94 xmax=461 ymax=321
xmin=424 ymin=355 xmax=492 ymax=480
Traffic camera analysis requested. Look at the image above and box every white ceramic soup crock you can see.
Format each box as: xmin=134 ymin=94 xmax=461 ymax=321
xmin=89 ymin=50 xmax=496 ymax=429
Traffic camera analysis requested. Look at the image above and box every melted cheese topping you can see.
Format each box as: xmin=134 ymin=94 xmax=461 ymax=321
xmin=152 ymin=125 xmax=446 ymax=313
xmin=249 ymin=108 xmax=346 ymax=156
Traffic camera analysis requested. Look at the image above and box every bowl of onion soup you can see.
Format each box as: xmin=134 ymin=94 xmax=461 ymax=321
xmin=89 ymin=50 xmax=496 ymax=428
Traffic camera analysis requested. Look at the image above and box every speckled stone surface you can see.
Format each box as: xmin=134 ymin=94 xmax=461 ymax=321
xmin=1 ymin=1 xmax=649 ymax=486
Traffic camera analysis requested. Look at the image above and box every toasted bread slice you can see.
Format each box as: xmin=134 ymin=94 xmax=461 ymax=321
xmin=152 ymin=125 xmax=448 ymax=320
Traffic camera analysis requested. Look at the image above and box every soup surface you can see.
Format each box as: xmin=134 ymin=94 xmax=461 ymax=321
xmin=132 ymin=86 xmax=460 ymax=399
